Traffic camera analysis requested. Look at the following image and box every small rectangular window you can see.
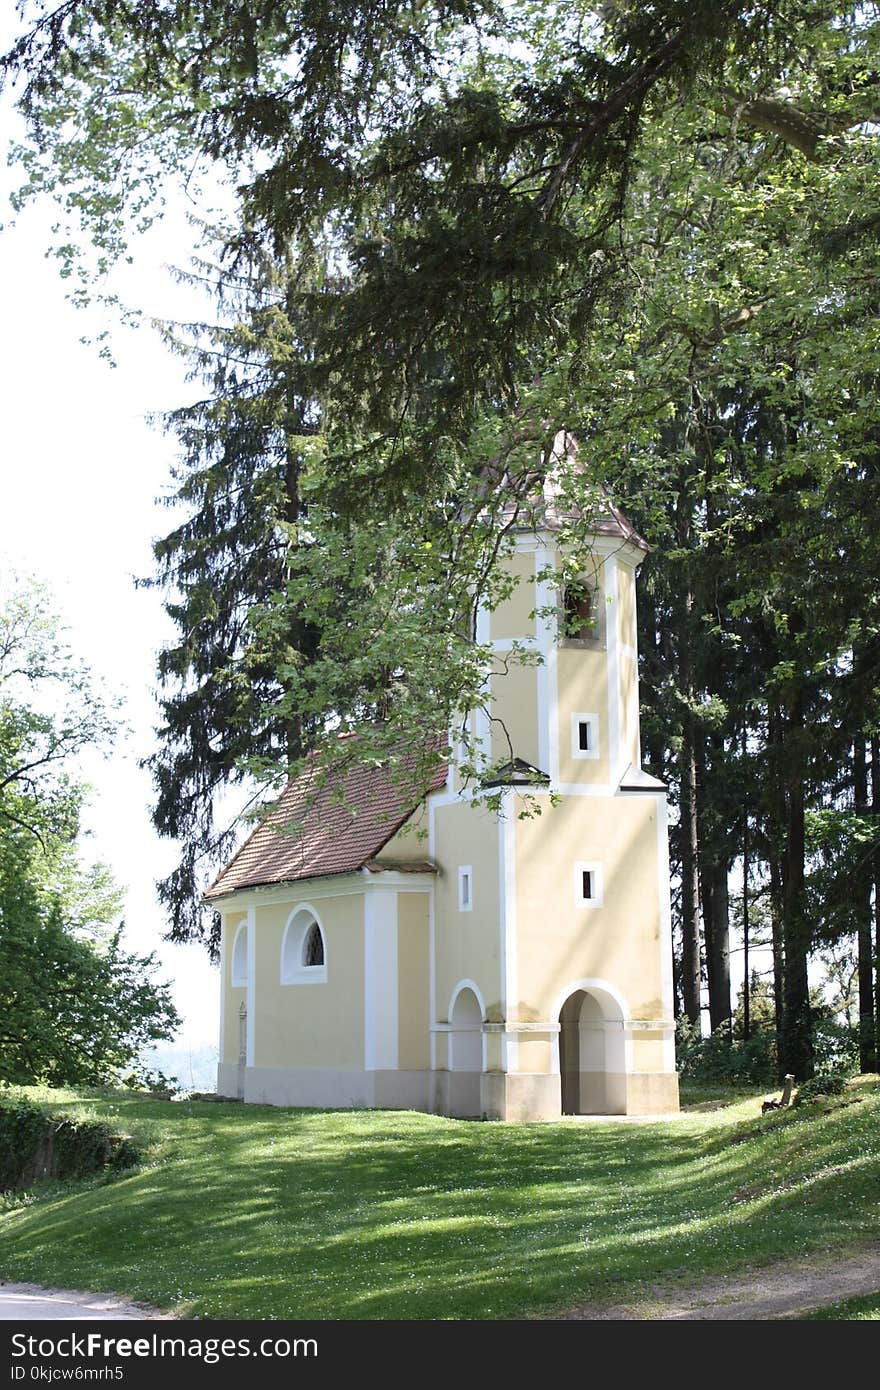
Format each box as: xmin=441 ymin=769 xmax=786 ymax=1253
xmin=571 ymin=713 xmax=599 ymax=760
xmin=458 ymin=866 xmax=473 ymax=912
xmin=574 ymin=861 xmax=603 ymax=909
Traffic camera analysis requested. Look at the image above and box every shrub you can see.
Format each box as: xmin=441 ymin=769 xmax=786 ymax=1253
xmin=121 ymin=1068 xmax=179 ymax=1100
xmin=675 ymin=1018 xmax=776 ymax=1085
xmin=0 ymin=1095 xmax=140 ymax=1191
xmin=793 ymin=1073 xmax=848 ymax=1107
xmin=811 ymin=1019 xmax=860 ymax=1077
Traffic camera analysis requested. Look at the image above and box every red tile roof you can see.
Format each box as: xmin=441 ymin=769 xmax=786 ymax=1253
xmin=205 ymin=744 xmax=447 ymax=899
xmin=504 ymin=431 xmax=650 ymax=551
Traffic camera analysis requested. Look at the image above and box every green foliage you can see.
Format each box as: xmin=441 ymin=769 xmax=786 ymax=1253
xmin=675 ymin=1017 xmax=777 ymax=1085
xmin=793 ymin=1073 xmax=848 ymax=1106
xmin=0 ymin=1095 xmax=140 ymax=1191
xmin=0 ymin=893 xmax=181 ymax=1087
xmin=675 ymin=999 xmax=862 ymax=1089
xmin=0 ymin=575 xmax=117 ymax=849
xmin=122 ymin=1070 xmax=180 ymax=1100
xmin=4 ymin=2 xmax=880 ymax=1090
xmin=0 ymin=578 xmax=180 ymax=1083
xmin=807 ymin=1018 xmax=861 ymax=1079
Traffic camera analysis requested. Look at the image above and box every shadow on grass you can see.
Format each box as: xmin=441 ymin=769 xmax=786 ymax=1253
xmin=1 ymin=1085 xmax=878 ymax=1319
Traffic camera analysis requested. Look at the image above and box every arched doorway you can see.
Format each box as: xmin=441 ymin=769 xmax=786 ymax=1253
xmin=558 ymin=986 xmax=626 ymax=1115
xmin=449 ymin=985 xmax=483 ymax=1117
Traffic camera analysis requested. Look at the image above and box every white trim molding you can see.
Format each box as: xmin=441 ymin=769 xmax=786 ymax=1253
xmin=448 ymin=978 xmax=487 ymax=1073
xmin=364 ymin=886 xmax=399 ymax=1072
xmin=208 ymin=867 xmax=434 ymax=912
xmin=458 ymin=865 xmax=473 ymax=912
xmin=574 ymin=860 xmax=604 ymax=909
xmin=280 ymin=903 xmax=328 ymax=985
xmin=533 ymin=544 xmax=559 ymax=784
xmin=231 ymin=920 xmax=248 ymax=987
xmin=447 ymin=977 xmax=487 ymax=1022
xmin=604 ymin=554 xmax=622 ymax=783
xmin=571 ymin=711 xmax=600 ymax=761
xmin=428 ymin=797 xmax=437 ymax=1071
xmin=245 ymin=907 xmax=256 ymax=1068
xmin=474 ymin=601 xmax=492 ymax=771
xmin=548 ymin=977 xmax=632 ymax=1076
xmin=498 ymin=788 xmax=519 ymax=1072
xmin=218 ymin=915 xmax=228 ymax=1060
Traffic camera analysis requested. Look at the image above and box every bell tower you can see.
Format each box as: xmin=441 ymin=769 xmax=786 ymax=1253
xmin=433 ymin=440 xmax=679 ymax=1120
xmin=472 ymin=467 xmax=646 ymax=795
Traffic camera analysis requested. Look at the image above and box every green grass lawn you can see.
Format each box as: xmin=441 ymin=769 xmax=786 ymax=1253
xmin=806 ymin=1291 xmax=880 ymax=1320
xmin=1 ymin=1078 xmax=878 ymax=1320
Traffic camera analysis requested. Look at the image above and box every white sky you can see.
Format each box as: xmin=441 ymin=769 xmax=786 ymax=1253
xmin=0 ymin=102 xmax=222 ymax=1050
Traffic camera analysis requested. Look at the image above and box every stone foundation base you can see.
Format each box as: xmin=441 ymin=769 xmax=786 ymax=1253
xmin=624 ymin=1071 xmax=680 ymax=1115
xmin=481 ymin=1072 xmax=562 ymax=1121
xmin=216 ymin=1062 xmax=241 ymax=1099
xmin=221 ymin=1064 xmax=432 ymax=1111
xmin=482 ymin=1070 xmax=680 ymax=1121
xmin=216 ymin=1063 xmax=679 ymax=1120
xmin=431 ymin=1070 xmax=482 ymax=1118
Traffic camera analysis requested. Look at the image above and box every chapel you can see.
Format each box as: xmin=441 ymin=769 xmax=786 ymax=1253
xmin=208 ymin=451 xmax=679 ymax=1120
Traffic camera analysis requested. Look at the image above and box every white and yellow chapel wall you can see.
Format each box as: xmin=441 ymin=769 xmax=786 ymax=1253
xmin=426 ymin=529 xmax=678 ymax=1119
xmin=216 ymin=521 xmax=679 ymax=1121
xmin=216 ymin=875 xmax=434 ymax=1109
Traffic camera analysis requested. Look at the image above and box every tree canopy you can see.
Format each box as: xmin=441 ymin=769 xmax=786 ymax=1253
xmin=0 ymin=577 xmax=180 ymax=1085
xmin=4 ymin=3 xmax=880 ymax=1076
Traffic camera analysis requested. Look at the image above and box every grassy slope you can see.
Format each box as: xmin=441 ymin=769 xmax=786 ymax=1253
xmin=0 ymin=1079 xmax=878 ymax=1320
xmin=806 ymin=1291 xmax=880 ymax=1320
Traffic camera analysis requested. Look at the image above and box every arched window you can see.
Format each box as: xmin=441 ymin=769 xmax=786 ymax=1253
xmin=302 ymin=921 xmax=324 ymax=967
xmin=564 ymin=579 xmax=594 ymax=639
xmin=231 ymin=921 xmax=248 ymax=987
xmin=281 ymin=906 xmax=327 ymax=984
xmin=561 ymin=570 xmax=605 ymax=647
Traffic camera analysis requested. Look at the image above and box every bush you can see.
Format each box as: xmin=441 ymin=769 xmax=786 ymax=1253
xmin=793 ymin=1073 xmax=848 ymax=1107
xmin=0 ymin=1095 xmax=140 ymax=1191
xmin=121 ymin=1068 xmax=180 ymax=1100
xmin=812 ymin=1019 xmax=860 ymax=1077
xmin=675 ymin=1018 xmax=777 ymax=1085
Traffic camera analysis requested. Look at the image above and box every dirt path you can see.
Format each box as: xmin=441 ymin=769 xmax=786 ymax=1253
xmin=560 ymin=1245 xmax=880 ymax=1320
xmin=0 ymin=1283 xmax=169 ymax=1321
xmin=4 ymin=1248 xmax=879 ymax=1321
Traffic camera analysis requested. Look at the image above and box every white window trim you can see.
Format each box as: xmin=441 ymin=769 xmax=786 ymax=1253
xmin=281 ymin=904 xmax=328 ymax=985
xmin=231 ymin=921 xmax=248 ymax=987
xmin=458 ymin=865 xmax=473 ymax=913
xmin=574 ymin=860 xmax=604 ymax=910
xmin=571 ymin=712 xmax=600 ymax=761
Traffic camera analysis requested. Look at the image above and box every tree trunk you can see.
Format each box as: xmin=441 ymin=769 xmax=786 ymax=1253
xmin=638 ymin=584 xmax=667 ymax=781
xmin=742 ymin=733 xmax=751 ymax=1041
xmin=704 ymin=861 xmax=732 ymax=1031
xmin=779 ymin=692 xmax=813 ymax=1080
xmin=671 ymin=931 xmax=684 ymax=1020
xmin=282 ymin=344 xmax=306 ymax=764
xmin=696 ymin=730 xmax=732 ymax=1033
xmin=680 ymin=722 xmax=702 ymax=1027
xmin=874 ymin=735 xmax=880 ymax=1070
xmin=855 ymin=738 xmax=877 ymax=1072
xmin=676 ymin=477 xmax=702 ymax=1030
xmin=767 ymin=707 xmax=785 ymax=1050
